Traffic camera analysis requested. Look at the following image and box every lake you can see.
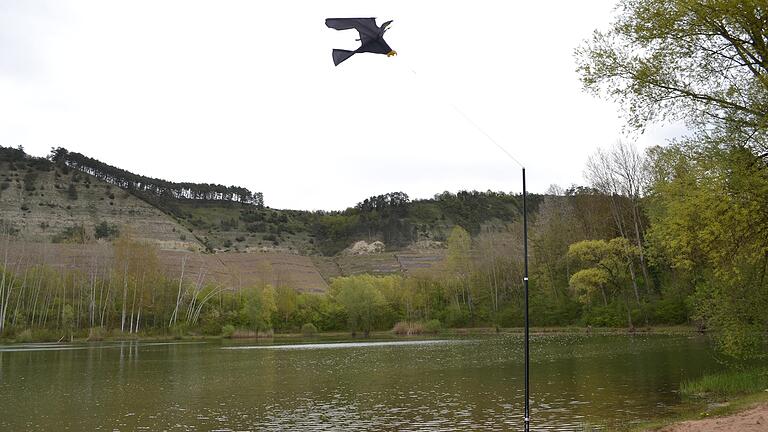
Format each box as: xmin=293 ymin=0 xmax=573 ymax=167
xmin=0 ymin=333 xmax=722 ymax=431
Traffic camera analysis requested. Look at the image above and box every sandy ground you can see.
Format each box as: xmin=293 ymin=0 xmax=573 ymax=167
xmin=658 ymin=403 xmax=768 ymax=431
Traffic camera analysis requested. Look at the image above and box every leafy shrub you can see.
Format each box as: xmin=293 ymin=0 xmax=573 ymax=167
xmin=424 ymin=319 xmax=442 ymax=333
xmin=240 ymin=211 xmax=264 ymax=223
xmin=52 ymin=224 xmax=88 ymax=244
xmin=581 ymin=305 xmax=624 ymax=327
xmin=221 ymin=324 xmax=236 ymax=338
xmin=94 ymin=221 xmax=119 ymax=240
xmin=246 ymin=222 xmax=268 ymax=233
xmin=220 ymin=218 xmax=238 ymax=231
xmin=441 ymin=305 xmax=470 ymax=328
xmin=301 ymin=323 xmax=318 ymax=336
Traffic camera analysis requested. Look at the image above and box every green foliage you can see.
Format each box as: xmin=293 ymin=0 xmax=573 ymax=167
xmin=575 ymin=0 xmax=768 ymax=149
xmin=576 ymin=1 xmax=768 ymax=358
xmin=581 ymin=304 xmax=625 ymax=328
xmin=681 ymin=368 xmax=768 ymax=399
xmin=440 ymin=304 xmax=470 ymax=328
xmin=49 ymin=147 xmax=264 ymax=207
xmin=569 ymin=268 xmax=610 ymax=305
xmin=331 ymin=275 xmax=390 ymax=335
xmin=52 ymin=225 xmax=88 ymax=244
xmin=301 ymin=322 xmax=318 ymax=336
xmin=246 ymin=222 xmax=268 ymax=233
xmin=221 ymin=324 xmax=236 ymax=338
xmin=275 ymin=286 xmax=297 ymax=328
xmin=424 ymin=319 xmax=441 ymax=333
xmin=645 ymin=143 xmax=768 ymax=358
xmin=568 ymin=238 xmax=639 ymax=305
xmin=446 ymin=226 xmax=471 ymax=275
xmin=432 ymin=190 xmax=524 ymax=234
xmin=240 ymin=286 xmax=277 ymax=332
xmin=94 ymin=222 xmax=119 ymax=240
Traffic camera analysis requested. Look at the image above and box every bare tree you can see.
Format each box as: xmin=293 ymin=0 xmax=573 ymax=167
xmin=585 ymin=147 xmax=643 ymax=305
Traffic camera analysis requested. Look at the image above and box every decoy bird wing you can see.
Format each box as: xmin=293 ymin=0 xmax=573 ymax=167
xmin=325 ymin=18 xmax=379 ymax=44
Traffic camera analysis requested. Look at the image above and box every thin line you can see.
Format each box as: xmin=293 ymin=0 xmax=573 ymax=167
xmin=449 ymin=103 xmax=525 ymax=169
xmin=402 ymin=63 xmax=525 ymax=169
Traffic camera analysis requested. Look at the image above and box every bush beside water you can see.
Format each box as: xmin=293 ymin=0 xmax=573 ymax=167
xmin=301 ymin=323 xmax=318 ymax=336
xmin=221 ymin=324 xmax=236 ymax=338
xmin=424 ymin=319 xmax=442 ymax=334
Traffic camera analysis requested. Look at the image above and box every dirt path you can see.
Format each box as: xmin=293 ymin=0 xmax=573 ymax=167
xmin=658 ymin=403 xmax=768 ymax=431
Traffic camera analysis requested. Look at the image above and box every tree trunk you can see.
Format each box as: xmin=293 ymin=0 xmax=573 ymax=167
xmin=121 ymin=264 xmax=128 ymax=332
xmin=631 ymin=202 xmax=653 ymax=295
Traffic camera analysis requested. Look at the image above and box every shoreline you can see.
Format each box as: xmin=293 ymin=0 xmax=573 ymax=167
xmin=636 ymin=393 xmax=768 ymax=431
xmin=0 ymin=325 xmax=700 ymax=345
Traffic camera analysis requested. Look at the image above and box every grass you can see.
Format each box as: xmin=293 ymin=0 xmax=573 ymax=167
xmin=628 ymin=367 xmax=768 ymax=431
xmin=681 ymin=367 xmax=768 ymax=399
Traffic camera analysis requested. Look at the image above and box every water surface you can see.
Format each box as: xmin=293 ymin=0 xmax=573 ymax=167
xmin=0 ymin=334 xmax=721 ymax=431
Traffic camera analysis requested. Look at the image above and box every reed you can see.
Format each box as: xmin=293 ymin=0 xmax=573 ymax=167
xmin=681 ymin=368 xmax=768 ymax=398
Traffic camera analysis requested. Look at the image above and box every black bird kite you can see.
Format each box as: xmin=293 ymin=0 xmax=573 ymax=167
xmin=325 ymin=18 xmax=397 ymax=66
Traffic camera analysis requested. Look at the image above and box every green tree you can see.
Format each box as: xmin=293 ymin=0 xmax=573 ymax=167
xmin=62 ymin=304 xmax=74 ymax=341
xmin=576 ymin=0 xmax=768 ymax=152
xmin=261 ymin=285 xmax=277 ymax=330
xmin=275 ymin=285 xmax=298 ymax=329
xmin=645 ymin=142 xmax=768 ymax=358
xmin=446 ymin=225 xmax=474 ymax=315
xmin=568 ymin=238 xmax=640 ymax=327
xmin=241 ymin=286 xmax=277 ymax=332
xmin=331 ymin=275 xmax=387 ymax=336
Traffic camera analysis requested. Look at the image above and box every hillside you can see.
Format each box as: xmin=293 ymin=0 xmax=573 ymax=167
xmin=0 ymin=146 xmax=534 ymax=292
xmin=2 ymin=146 xmax=535 ymax=255
xmin=0 ymin=148 xmax=203 ymax=251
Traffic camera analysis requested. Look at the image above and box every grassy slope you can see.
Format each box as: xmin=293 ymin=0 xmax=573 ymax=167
xmin=0 ymin=160 xmax=202 ymax=250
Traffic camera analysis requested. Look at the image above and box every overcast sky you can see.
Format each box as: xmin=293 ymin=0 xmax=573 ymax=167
xmin=0 ymin=1 xmax=685 ymax=210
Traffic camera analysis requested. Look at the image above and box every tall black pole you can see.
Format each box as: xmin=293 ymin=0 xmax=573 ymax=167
xmin=523 ymin=167 xmax=530 ymax=432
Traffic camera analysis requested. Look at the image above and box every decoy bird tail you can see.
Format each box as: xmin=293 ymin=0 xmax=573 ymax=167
xmin=332 ymin=49 xmax=355 ymax=66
